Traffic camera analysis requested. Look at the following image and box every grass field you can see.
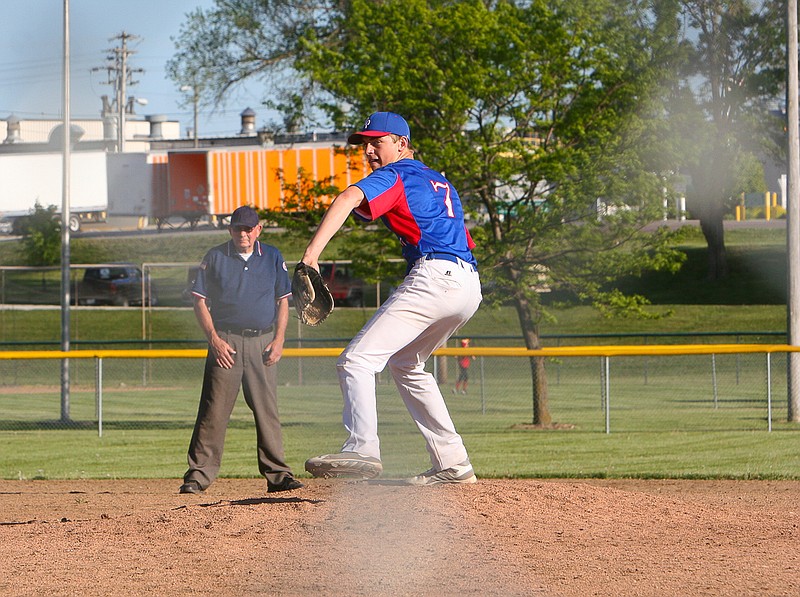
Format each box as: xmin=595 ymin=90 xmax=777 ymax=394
xmin=0 ymin=224 xmax=797 ymax=481
xmin=0 ymin=349 xmax=796 ymax=480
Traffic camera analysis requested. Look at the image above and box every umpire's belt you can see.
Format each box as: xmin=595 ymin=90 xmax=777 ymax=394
xmin=219 ymin=326 xmax=273 ymax=337
xmin=425 ymin=252 xmax=477 ymax=272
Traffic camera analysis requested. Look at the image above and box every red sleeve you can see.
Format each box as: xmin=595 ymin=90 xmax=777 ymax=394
xmin=465 ymin=227 xmax=476 ymax=250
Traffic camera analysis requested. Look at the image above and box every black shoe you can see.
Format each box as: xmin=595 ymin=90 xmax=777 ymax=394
xmin=267 ymin=476 xmax=305 ymax=493
xmin=179 ymin=480 xmax=203 ymax=494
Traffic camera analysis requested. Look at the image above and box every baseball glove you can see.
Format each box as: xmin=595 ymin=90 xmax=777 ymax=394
xmin=292 ymin=262 xmax=334 ymax=326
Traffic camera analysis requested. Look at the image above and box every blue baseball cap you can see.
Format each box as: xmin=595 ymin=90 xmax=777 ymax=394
xmin=230 ymin=206 xmax=260 ymax=227
xmin=347 ymin=112 xmax=411 ymax=145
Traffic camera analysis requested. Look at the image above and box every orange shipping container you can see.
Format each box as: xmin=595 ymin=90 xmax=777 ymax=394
xmin=206 ymin=146 xmax=368 ymax=217
xmin=165 ymin=152 xmax=210 ymax=218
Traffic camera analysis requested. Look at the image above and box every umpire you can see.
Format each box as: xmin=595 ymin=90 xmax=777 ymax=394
xmin=180 ymin=206 xmax=303 ymax=495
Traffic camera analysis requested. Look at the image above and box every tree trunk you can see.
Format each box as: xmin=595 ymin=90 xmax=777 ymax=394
xmin=514 ymin=295 xmax=552 ymax=426
xmin=699 ymin=208 xmax=728 ymax=280
xmin=691 ymin=140 xmax=731 ymax=281
xmin=529 ymin=353 xmax=551 ymax=426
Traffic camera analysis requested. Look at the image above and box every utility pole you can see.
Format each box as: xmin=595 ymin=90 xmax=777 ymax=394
xmin=787 ymin=0 xmax=800 ymax=422
xmin=180 ymin=85 xmax=200 ymax=147
xmin=93 ymin=32 xmax=143 ymax=152
xmin=191 ymin=91 xmax=199 ymax=148
xmin=60 ymin=0 xmax=71 ymax=422
xmin=181 ymin=83 xmax=200 ymax=147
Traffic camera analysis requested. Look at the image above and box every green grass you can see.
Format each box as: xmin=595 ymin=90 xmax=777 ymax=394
xmin=2 ymin=394 xmax=796 ymax=481
xmin=4 ymin=426 xmax=796 ymax=481
xmin=0 ymin=224 xmax=797 ymax=481
xmin=614 ymin=244 xmax=787 ymax=305
xmin=0 ymin=351 xmax=796 ymax=480
xmin=0 ymin=228 xmax=332 ymax=268
xmin=0 ymin=226 xmax=790 ymax=341
xmin=613 ymin=226 xmax=788 ymax=305
xmin=0 ymin=303 xmax=789 ymax=348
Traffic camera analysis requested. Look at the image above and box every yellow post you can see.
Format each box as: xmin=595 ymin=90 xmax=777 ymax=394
xmin=765 ymin=191 xmax=771 ymax=221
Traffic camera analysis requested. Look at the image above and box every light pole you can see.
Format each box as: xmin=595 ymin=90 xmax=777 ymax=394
xmin=180 ymin=85 xmax=199 ymax=147
xmin=787 ymin=0 xmax=800 ymax=422
xmin=61 ymin=0 xmax=71 ymax=422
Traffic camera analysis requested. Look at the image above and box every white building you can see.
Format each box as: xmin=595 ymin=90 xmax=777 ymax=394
xmin=0 ymin=113 xmax=180 ymax=153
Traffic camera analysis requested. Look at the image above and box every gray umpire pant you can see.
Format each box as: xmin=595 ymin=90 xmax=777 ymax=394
xmin=184 ymin=330 xmax=292 ymax=489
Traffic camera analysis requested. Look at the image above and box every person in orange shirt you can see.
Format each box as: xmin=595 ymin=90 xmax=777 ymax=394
xmin=454 ymin=338 xmax=475 ymax=395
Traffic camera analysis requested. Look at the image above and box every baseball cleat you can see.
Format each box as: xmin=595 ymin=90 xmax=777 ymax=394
xmin=305 ymin=452 xmax=383 ymax=479
xmin=406 ymin=460 xmax=477 ymax=486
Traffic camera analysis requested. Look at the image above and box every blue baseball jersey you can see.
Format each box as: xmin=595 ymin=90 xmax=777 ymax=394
xmin=352 ymin=158 xmax=477 ymax=269
xmin=192 ymin=240 xmax=291 ymax=329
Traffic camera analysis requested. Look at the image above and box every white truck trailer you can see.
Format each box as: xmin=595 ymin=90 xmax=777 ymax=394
xmin=0 ymin=150 xmax=108 ymax=233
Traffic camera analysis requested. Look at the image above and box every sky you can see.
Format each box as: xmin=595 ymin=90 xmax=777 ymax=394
xmin=0 ymin=0 xmax=274 ymax=139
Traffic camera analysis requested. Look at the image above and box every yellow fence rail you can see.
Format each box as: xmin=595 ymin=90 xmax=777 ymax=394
xmin=2 ymin=343 xmax=800 ymax=361
xmin=0 ymin=344 xmax=795 ymax=436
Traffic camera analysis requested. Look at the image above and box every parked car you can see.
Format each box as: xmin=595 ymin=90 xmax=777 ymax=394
xmin=318 ymin=262 xmax=365 ymax=307
xmin=0 ymin=216 xmax=14 ymax=235
xmin=74 ymin=264 xmax=157 ymax=307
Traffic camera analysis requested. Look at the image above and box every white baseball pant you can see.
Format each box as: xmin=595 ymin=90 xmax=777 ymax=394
xmin=336 ymin=256 xmax=482 ymax=470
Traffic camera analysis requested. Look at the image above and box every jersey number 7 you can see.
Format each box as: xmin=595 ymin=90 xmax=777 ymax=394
xmin=430 ymin=181 xmax=455 ymax=218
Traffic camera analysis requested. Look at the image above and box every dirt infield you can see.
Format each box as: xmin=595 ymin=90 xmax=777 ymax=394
xmin=1 ymin=478 xmax=798 ymax=596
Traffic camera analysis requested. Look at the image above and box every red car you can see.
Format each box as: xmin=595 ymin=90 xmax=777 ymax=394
xmin=318 ymin=262 xmax=365 ymax=307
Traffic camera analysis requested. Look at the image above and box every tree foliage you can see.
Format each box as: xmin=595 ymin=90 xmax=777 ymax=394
xmin=165 ymin=1 xmax=344 ymax=133
xmin=668 ymin=0 xmax=785 ymax=279
xmin=259 ymin=159 xmax=405 ymax=284
xmin=298 ymin=0 xmax=686 ymax=424
xmin=19 ymin=203 xmax=61 ymax=266
xmin=260 ymin=167 xmax=341 ymax=232
xmin=171 ymin=0 xmax=691 ymax=425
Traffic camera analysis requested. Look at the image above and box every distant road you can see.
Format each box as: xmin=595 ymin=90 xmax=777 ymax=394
xmin=646 ymin=219 xmax=785 ymax=232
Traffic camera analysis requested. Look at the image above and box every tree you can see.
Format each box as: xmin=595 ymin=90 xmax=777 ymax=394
xmin=165 ymin=1 xmax=345 ymax=135
xmin=19 ymin=203 xmax=61 ymax=267
xmin=171 ymin=0 xmax=687 ymax=426
xmin=261 ymin=166 xmax=341 ymax=232
xmin=297 ymin=0 xmax=685 ymax=426
xmin=670 ymin=0 xmax=785 ymax=280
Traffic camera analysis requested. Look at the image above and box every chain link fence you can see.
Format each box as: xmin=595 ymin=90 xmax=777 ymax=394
xmin=0 ymin=262 xmax=400 ymax=311
xmin=0 ymin=347 xmax=792 ymax=436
